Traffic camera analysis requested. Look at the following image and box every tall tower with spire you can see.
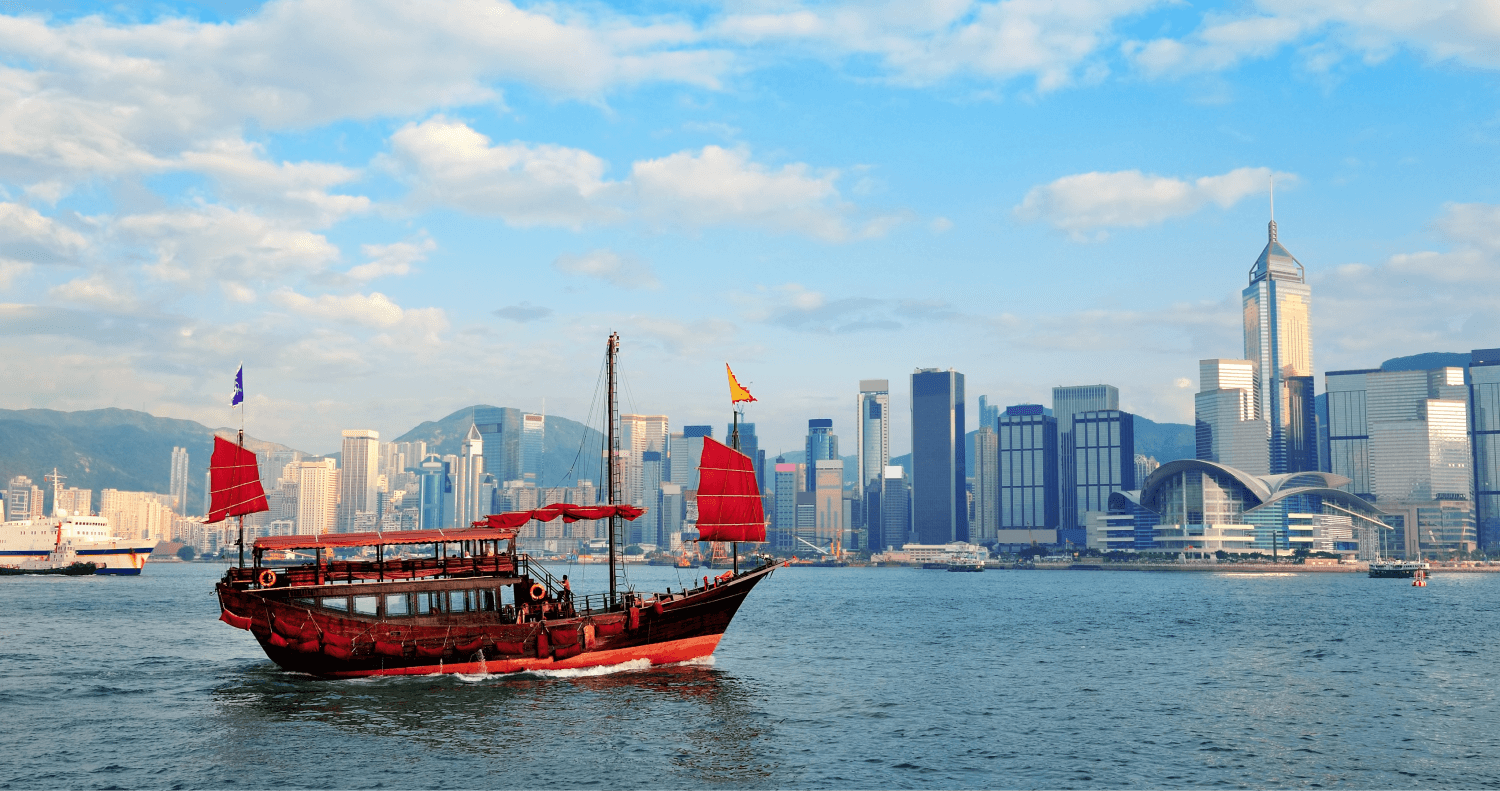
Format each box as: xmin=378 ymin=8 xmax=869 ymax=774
xmin=1242 ymin=193 xmax=1317 ymax=474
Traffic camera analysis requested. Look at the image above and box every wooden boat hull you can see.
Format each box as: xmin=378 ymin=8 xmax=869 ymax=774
xmin=217 ymin=561 xmax=779 ymax=679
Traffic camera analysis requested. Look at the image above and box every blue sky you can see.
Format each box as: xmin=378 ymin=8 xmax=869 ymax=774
xmin=1 ymin=0 xmax=1497 ymax=456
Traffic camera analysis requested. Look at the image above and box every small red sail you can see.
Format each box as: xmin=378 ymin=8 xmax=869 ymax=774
xmin=206 ymin=435 xmax=269 ymax=524
xmin=695 ymin=437 xmax=765 ymax=542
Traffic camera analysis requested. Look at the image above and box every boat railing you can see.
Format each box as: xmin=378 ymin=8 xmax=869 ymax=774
xmin=228 ymin=554 xmax=518 ymax=588
xmin=515 ymin=553 xmax=565 ymax=597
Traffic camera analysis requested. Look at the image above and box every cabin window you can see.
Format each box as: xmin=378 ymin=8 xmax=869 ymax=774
xmin=321 ymin=596 xmax=350 ymax=612
xmin=448 ymin=590 xmax=471 ymax=613
xmin=415 ymin=591 xmax=443 ymax=615
xmin=479 ymin=589 xmax=496 ymax=612
xmin=384 ymin=594 xmax=410 ymax=617
xmin=291 ymin=597 xmax=316 ymax=607
xmin=353 ymin=596 xmax=378 ymax=616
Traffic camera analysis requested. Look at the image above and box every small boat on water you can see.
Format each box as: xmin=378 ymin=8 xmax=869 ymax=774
xmin=947 ymin=561 xmax=984 ymax=572
xmin=215 ymin=335 xmax=782 ymax=678
xmin=1369 ymin=558 xmax=1430 ymax=578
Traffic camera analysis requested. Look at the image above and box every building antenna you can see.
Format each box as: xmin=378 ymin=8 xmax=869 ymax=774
xmin=1267 ymin=175 xmax=1278 ymax=243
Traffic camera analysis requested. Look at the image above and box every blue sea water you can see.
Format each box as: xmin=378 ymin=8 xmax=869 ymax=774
xmin=3 ymin=563 xmax=1500 ymax=789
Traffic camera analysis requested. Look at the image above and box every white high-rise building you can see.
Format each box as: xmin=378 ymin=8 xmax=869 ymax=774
xmin=296 ymin=459 xmax=339 ymax=536
xmin=338 ymin=430 xmax=379 ymax=532
xmin=169 ymin=446 xmax=190 ymax=514
xmin=856 ymin=379 xmax=890 ymax=501
xmin=453 ymin=425 xmax=485 ymax=527
xmin=1195 ymin=359 xmax=1270 ymax=474
xmin=621 ymin=414 xmax=669 ymax=505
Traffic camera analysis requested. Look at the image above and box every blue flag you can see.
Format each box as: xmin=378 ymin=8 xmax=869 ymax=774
xmin=231 ymin=365 xmax=244 ymax=407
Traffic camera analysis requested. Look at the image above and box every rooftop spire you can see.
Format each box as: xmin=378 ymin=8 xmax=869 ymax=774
xmin=1268 ymin=175 xmax=1277 ymax=243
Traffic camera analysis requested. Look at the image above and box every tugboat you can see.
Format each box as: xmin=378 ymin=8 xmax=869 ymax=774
xmin=215 ymin=335 xmax=781 ymax=678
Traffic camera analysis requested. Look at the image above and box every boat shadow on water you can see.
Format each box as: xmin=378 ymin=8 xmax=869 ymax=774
xmin=210 ymin=660 xmax=778 ymax=784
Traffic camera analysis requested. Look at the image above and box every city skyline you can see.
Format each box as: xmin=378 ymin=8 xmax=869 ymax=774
xmin=0 ymin=2 xmax=1497 ymax=461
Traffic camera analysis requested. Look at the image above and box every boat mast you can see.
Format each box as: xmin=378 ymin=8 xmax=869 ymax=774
xmin=237 ymin=428 xmax=246 ymax=569
xmin=730 ymin=407 xmax=739 ymax=575
xmin=606 ymin=333 xmax=621 ymax=607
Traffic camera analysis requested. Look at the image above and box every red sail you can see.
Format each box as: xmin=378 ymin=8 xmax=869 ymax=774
xmin=206 ymin=435 xmax=269 ymax=524
xmin=695 ymin=437 xmax=766 ymax=542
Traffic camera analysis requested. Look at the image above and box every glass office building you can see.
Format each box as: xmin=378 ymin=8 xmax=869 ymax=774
xmin=1242 ymin=218 xmax=1318 ymax=474
xmin=1472 ymin=348 xmax=1500 ymax=549
xmin=911 ymin=368 xmax=967 ymax=543
xmin=997 ymin=404 xmax=1058 ymax=530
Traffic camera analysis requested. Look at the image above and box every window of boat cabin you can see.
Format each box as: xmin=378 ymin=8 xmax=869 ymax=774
xmin=384 ymin=593 xmax=410 ymax=617
xmin=321 ymin=596 xmax=350 ymax=612
xmin=414 ymin=591 xmax=443 ymax=615
xmin=353 ymin=596 xmax=378 ymax=616
xmin=449 ymin=590 xmax=472 ymax=613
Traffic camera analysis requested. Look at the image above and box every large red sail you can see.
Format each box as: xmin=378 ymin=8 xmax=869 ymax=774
xmin=206 ymin=435 xmax=269 ymax=524
xmin=695 ymin=436 xmax=766 ymax=542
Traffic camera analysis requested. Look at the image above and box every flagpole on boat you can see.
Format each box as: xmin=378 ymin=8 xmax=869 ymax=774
xmin=731 ymin=406 xmax=739 ymax=576
xmin=235 ymin=363 xmax=245 ymax=570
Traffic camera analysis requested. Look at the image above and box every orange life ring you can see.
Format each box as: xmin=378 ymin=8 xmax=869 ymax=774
xmin=529 ymin=583 xmax=546 ymax=601
xmin=258 ymin=569 xmax=277 ymax=587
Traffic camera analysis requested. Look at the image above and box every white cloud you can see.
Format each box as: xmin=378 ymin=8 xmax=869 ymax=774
xmin=115 ymin=206 xmax=342 ymax=284
xmin=0 ymin=202 xmax=89 ymax=264
xmin=633 ymin=145 xmax=893 ymax=241
xmin=176 ymin=139 xmax=370 ymax=225
xmin=1123 ymin=0 xmax=1500 ymax=79
xmin=0 ymin=260 xmax=32 ymax=289
xmin=49 ymin=273 xmax=138 ymax=311
xmin=389 ymin=119 xmax=894 ymax=240
xmin=715 ymin=0 xmax=1161 ymax=91
xmin=346 ymin=238 xmax=436 ymax=283
xmin=1015 ymin=166 xmax=1293 ymax=239
xmin=270 ymin=288 xmax=449 ymax=346
xmin=553 ymin=249 xmax=659 ymax=289
xmin=387 ymin=116 xmax=621 ymax=229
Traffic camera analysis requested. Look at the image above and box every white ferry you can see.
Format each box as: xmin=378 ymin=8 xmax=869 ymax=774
xmin=0 ymin=515 xmax=155 ymax=575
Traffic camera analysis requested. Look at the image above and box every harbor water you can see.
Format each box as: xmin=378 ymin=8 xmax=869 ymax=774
xmin=3 ymin=562 xmax=1500 ymax=789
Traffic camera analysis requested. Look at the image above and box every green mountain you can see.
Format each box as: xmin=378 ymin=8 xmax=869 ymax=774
xmin=393 ymin=405 xmax=603 ymax=488
xmin=0 ymin=408 xmax=299 ymax=513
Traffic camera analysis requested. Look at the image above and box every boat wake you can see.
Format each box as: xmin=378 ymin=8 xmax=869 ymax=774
xmin=528 ymin=658 xmax=653 ymax=679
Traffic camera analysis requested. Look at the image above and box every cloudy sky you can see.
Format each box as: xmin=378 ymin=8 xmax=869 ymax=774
xmin=1 ymin=0 xmax=1498 ymax=456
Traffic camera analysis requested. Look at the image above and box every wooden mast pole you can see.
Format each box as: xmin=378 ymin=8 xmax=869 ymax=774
xmin=237 ymin=428 xmax=246 ymax=569
xmin=731 ymin=408 xmax=739 ymax=575
xmin=606 ymin=333 xmax=620 ymax=608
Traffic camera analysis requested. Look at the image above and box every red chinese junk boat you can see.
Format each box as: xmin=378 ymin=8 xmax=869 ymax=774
xmin=215 ymin=334 xmax=779 ymax=678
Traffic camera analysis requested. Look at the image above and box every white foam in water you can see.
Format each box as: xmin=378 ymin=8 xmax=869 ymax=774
xmin=669 ymin=654 xmax=715 ymax=668
xmin=529 ymin=658 xmax=652 ymax=679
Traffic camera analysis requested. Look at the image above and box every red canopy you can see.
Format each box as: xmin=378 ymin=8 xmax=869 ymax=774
xmin=695 ymin=437 xmax=766 ymax=542
xmin=206 ymin=435 xmax=269 ymax=524
xmin=480 ymin=503 xmax=646 ymax=529
xmin=255 ymin=526 xmax=517 ymax=551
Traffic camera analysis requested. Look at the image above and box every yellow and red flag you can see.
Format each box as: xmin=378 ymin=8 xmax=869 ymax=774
xmin=727 ymin=364 xmax=757 ymax=403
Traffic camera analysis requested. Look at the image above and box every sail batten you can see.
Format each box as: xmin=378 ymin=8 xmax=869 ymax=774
xmin=696 ymin=437 xmax=766 ymax=542
xmin=206 ymin=436 xmax=269 ymax=524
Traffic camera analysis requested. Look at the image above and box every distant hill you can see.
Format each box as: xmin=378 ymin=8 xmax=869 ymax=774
xmin=0 ymin=408 xmax=300 ymax=513
xmin=393 ymin=405 xmax=603 ymax=488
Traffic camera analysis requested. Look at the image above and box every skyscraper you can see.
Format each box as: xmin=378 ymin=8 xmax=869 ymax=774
xmin=416 ymin=454 xmax=448 ymax=530
xmin=1195 ymin=359 xmax=1270 ymax=473
xmin=911 ymin=368 xmax=966 ymax=543
xmin=453 ymin=425 xmax=485 ymax=527
xmin=338 ymin=429 xmax=379 ymax=532
xmin=1326 ymin=366 xmax=1475 ymax=556
xmin=726 ymin=421 xmax=761 ymax=487
xmin=880 ymin=465 xmax=909 ymax=551
xmin=1053 ymin=384 xmax=1118 ymax=530
xmin=520 ymin=413 xmax=545 ymax=484
xmin=814 ymin=459 xmax=844 ymax=551
xmin=1243 ymin=214 xmax=1317 ymax=474
xmin=623 ymin=414 xmax=670 ymax=505
xmin=804 ymin=419 xmax=839 ymax=491
xmin=5 ymin=476 xmax=41 ymax=522
xmin=972 ymin=425 xmax=998 ymax=543
xmin=1471 ymin=348 xmax=1500 ymax=549
xmin=169 ymin=446 xmax=190 ymax=513
xmin=856 ymin=379 xmax=890 ymax=544
xmin=295 ymin=459 xmax=339 ymax=536
xmin=1071 ymin=410 xmax=1136 ymax=540
xmin=669 ymin=426 xmax=712 ymax=489
xmin=977 ymin=395 xmax=999 ymax=431
xmin=772 ymin=461 xmax=798 ymax=551
xmin=997 ymin=404 xmax=1059 ymax=530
